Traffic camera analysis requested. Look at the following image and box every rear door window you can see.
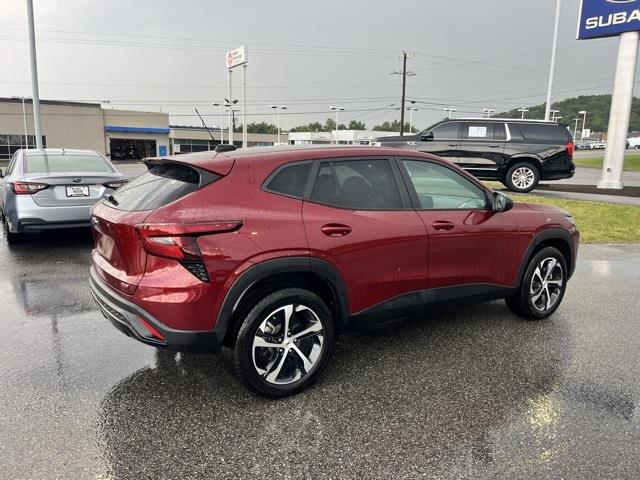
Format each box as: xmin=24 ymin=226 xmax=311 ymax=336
xmin=24 ymin=153 xmax=113 ymax=173
xmin=461 ymin=123 xmax=506 ymax=141
xmin=309 ymin=159 xmax=403 ymax=210
xmin=108 ymin=164 xmax=206 ymax=211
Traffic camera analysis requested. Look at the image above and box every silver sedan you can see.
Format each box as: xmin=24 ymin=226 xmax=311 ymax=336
xmin=0 ymin=148 xmax=128 ymax=243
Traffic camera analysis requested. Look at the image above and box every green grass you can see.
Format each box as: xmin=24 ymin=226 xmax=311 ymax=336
xmin=508 ymin=193 xmax=640 ymax=243
xmin=574 ymin=154 xmax=640 ymax=172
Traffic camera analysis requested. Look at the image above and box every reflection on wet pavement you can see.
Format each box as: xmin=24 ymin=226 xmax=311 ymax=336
xmin=0 ymin=233 xmax=638 ymax=479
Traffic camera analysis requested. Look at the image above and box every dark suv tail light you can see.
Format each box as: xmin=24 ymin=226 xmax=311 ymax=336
xmin=135 ymin=222 xmax=243 ymax=282
xmin=566 ymin=141 xmax=574 ymax=158
xmin=10 ymin=181 xmax=49 ymax=195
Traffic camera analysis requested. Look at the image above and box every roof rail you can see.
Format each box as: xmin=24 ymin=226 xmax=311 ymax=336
xmin=215 ymin=144 xmax=237 ymax=153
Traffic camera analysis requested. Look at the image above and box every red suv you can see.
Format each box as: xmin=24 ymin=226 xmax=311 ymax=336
xmin=90 ymin=146 xmax=579 ymax=397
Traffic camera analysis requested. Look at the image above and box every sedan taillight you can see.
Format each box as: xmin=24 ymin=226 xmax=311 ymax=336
xmin=103 ymin=180 xmax=129 ymax=189
xmin=10 ymin=182 xmax=49 ymax=195
xmin=135 ymin=222 xmax=243 ymax=282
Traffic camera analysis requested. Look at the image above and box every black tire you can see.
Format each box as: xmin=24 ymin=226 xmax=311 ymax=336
xmin=3 ymin=216 xmax=23 ymax=245
xmin=504 ymin=162 xmax=540 ymax=193
xmin=506 ymin=246 xmax=567 ymax=320
xmin=228 ymin=288 xmax=334 ymax=397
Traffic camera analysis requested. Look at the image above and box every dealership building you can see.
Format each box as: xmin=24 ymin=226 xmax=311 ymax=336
xmin=0 ymin=97 xmax=284 ymax=161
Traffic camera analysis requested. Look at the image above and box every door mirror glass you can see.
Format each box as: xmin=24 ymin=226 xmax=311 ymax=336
xmin=492 ymin=192 xmax=513 ymax=213
xmin=420 ymin=131 xmax=434 ymax=142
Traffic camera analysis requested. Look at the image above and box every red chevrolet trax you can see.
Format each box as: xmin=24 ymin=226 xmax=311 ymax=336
xmin=90 ymin=145 xmax=579 ymax=397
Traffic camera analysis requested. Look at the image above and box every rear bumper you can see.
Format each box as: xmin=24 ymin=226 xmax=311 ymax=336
xmin=89 ymin=266 xmax=220 ymax=353
xmin=7 ymin=195 xmax=96 ymax=233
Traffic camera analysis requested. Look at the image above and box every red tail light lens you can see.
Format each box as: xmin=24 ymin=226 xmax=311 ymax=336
xmin=566 ymin=141 xmax=574 ymax=158
xmin=135 ymin=222 xmax=243 ymax=261
xmin=10 ymin=182 xmax=49 ymax=195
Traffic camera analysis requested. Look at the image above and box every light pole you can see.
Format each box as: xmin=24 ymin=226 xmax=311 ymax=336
xmin=545 ymin=0 xmax=562 ymax=121
xmin=517 ymin=108 xmax=529 ymax=119
xmin=26 ymin=0 xmax=42 ymax=149
xmin=225 ymin=99 xmax=238 ymax=144
xmin=406 ymin=107 xmax=418 ymax=133
xmin=212 ymin=102 xmax=226 ymax=144
xmin=573 ymin=118 xmax=580 ymax=141
xmin=579 ymin=110 xmax=587 ymax=139
xmin=550 ymin=109 xmax=560 ymax=121
xmin=443 ymin=107 xmax=456 ymax=118
xmin=329 ymin=106 xmax=345 ymax=144
xmin=482 ymin=108 xmax=495 ymax=118
xmin=555 ymin=116 xmax=563 ymax=123
xmin=12 ymin=96 xmax=30 ymax=148
xmin=271 ymin=105 xmax=287 ymax=145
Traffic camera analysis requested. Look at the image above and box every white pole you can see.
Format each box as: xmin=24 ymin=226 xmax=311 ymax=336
xmin=242 ymin=64 xmax=247 ymax=148
xmin=21 ymin=97 xmax=29 ymax=148
xmin=409 ymin=109 xmax=414 ymax=134
xmin=277 ymin=110 xmax=281 ymax=145
xmin=545 ymin=0 xmax=561 ymax=121
xmin=227 ymin=69 xmax=233 ymax=145
xmin=581 ymin=111 xmax=587 ymax=138
xmin=573 ymin=118 xmax=579 ymax=141
xmin=219 ymin=106 xmax=224 ymax=144
xmin=26 ymin=0 xmax=42 ymax=149
xmin=335 ymin=110 xmax=339 ymax=144
xmin=598 ymin=31 xmax=639 ymax=189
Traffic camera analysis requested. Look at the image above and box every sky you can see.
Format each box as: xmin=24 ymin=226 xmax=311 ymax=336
xmin=0 ymin=0 xmax=627 ymax=131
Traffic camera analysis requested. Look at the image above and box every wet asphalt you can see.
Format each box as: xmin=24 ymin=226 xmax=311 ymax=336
xmin=0 ymin=231 xmax=639 ymax=480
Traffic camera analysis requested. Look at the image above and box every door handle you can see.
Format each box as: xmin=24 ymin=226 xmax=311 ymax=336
xmin=321 ymin=223 xmax=352 ymax=237
xmin=447 ymin=144 xmax=459 ymax=147
xmin=432 ymin=221 xmax=455 ymax=231
xmin=488 ymin=144 xmax=502 ymax=148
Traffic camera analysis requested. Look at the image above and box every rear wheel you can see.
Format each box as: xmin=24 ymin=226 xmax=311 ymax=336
xmin=506 ymin=246 xmax=567 ymax=320
xmin=3 ymin=215 xmax=23 ymax=245
xmin=228 ymin=288 xmax=334 ymax=397
xmin=504 ymin=162 xmax=540 ymax=193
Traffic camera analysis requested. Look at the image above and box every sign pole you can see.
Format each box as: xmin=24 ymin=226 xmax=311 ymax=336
xmin=545 ymin=0 xmax=562 ymax=121
xmin=598 ymin=30 xmax=639 ymax=189
xmin=242 ymin=64 xmax=247 ymax=148
xmin=227 ymin=69 xmax=233 ymax=145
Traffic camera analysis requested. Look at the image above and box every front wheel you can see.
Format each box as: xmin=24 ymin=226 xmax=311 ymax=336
xmin=229 ymin=288 xmax=335 ymax=397
xmin=506 ymin=246 xmax=567 ymax=320
xmin=504 ymin=162 xmax=540 ymax=193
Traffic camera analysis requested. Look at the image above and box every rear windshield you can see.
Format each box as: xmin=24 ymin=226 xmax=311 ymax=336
xmin=107 ymin=164 xmax=203 ymax=211
xmin=25 ymin=154 xmax=113 ymax=173
xmin=509 ymin=123 xmax=571 ymax=142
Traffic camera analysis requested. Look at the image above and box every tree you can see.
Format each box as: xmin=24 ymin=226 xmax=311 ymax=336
xmin=245 ymin=122 xmax=278 ymax=134
xmin=289 ymin=121 xmax=325 ymax=132
xmin=372 ymin=120 xmax=411 ymax=132
xmin=348 ymin=120 xmax=367 ymax=130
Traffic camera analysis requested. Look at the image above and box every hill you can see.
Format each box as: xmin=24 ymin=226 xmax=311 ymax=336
xmin=497 ymin=94 xmax=640 ymax=132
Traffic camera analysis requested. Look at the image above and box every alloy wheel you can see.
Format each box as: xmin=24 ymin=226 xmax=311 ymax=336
xmin=529 ymin=257 xmax=564 ymax=313
xmin=511 ymin=167 xmax=535 ymax=190
xmin=252 ymin=304 xmax=324 ymax=385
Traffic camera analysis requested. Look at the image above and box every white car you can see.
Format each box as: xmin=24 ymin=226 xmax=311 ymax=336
xmin=628 ymin=137 xmax=640 ymax=149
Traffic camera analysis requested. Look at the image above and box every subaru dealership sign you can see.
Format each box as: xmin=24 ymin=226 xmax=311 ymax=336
xmin=578 ymin=0 xmax=640 ymax=39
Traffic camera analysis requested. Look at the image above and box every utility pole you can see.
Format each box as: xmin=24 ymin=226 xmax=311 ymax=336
xmin=545 ymin=0 xmax=562 ymax=121
xmin=391 ymin=52 xmax=414 ymax=136
xmin=26 ymin=0 xmax=42 ymax=149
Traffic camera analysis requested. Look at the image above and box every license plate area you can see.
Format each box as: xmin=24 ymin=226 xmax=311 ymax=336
xmin=65 ymin=185 xmax=90 ymax=197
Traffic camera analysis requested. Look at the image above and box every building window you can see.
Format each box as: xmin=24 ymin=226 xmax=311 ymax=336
xmin=0 ymin=135 xmax=46 ymax=159
xmin=173 ymin=138 xmax=219 ymax=154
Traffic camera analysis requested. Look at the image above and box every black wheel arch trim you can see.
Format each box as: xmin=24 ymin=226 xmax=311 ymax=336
xmin=215 ymin=256 xmax=350 ymax=344
xmin=516 ymin=228 xmax=576 ymax=286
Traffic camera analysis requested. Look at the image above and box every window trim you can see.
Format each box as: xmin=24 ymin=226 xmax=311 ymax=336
xmin=304 ymin=156 xmax=413 ymax=211
xmin=395 ymin=156 xmax=492 ymax=212
xmin=261 ymin=160 xmax=314 ymax=200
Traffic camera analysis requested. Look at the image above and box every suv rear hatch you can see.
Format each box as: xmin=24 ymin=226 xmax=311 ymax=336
xmin=91 ymin=155 xmax=232 ymax=295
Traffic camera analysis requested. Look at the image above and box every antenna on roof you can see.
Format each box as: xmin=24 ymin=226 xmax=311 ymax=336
xmin=194 ymin=108 xmax=217 ymax=145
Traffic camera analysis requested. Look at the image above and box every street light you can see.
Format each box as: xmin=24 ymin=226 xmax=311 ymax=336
xmin=573 ymin=118 xmax=580 ymax=141
xmin=212 ymin=102 xmax=226 ymax=144
xmin=578 ymin=110 xmax=587 ymax=139
xmin=517 ymin=108 xmax=529 ymax=119
xmin=270 ymin=105 xmax=287 ymax=145
xmin=11 ymin=96 xmax=30 ymax=148
xmin=329 ymin=106 xmax=345 ymax=144
xmin=443 ymin=107 xmax=456 ymax=119
xmin=406 ymin=107 xmax=418 ymax=133
xmin=550 ymin=109 xmax=560 ymax=121
xmin=555 ymin=116 xmax=563 ymax=123
xmin=225 ymin=99 xmax=238 ymax=144
xmin=482 ymin=108 xmax=495 ymax=118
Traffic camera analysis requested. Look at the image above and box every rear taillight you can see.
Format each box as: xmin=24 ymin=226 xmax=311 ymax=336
xmin=10 ymin=182 xmax=49 ymax=195
xmin=566 ymin=141 xmax=574 ymax=158
xmin=135 ymin=222 xmax=243 ymax=282
xmin=104 ymin=180 xmax=129 ymax=189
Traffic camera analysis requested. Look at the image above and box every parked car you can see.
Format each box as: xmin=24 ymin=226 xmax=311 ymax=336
xmin=376 ymin=119 xmax=575 ymax=193
xmin=628 ymin=137 xmax=640 ymax=149
xmin=0 ymin=148 xmax=128 ymax=243
xmin=89 ymin=145 xmax=579 ymax=397
xmin=590 ymin=141 xmax=606 ymax=150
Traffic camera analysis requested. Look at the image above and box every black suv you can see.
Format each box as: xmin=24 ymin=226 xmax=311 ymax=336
xmin=376 ymin=119 xmax=575 ymax=192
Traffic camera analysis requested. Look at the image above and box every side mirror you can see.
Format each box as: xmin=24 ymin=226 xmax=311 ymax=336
xmin=492 ymin=192 xmax=513 ymax=213
xmin=0 ymin=169 xmax=3 ymax=178
xmin=420 ymin=131 xmax=434 ymax=142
